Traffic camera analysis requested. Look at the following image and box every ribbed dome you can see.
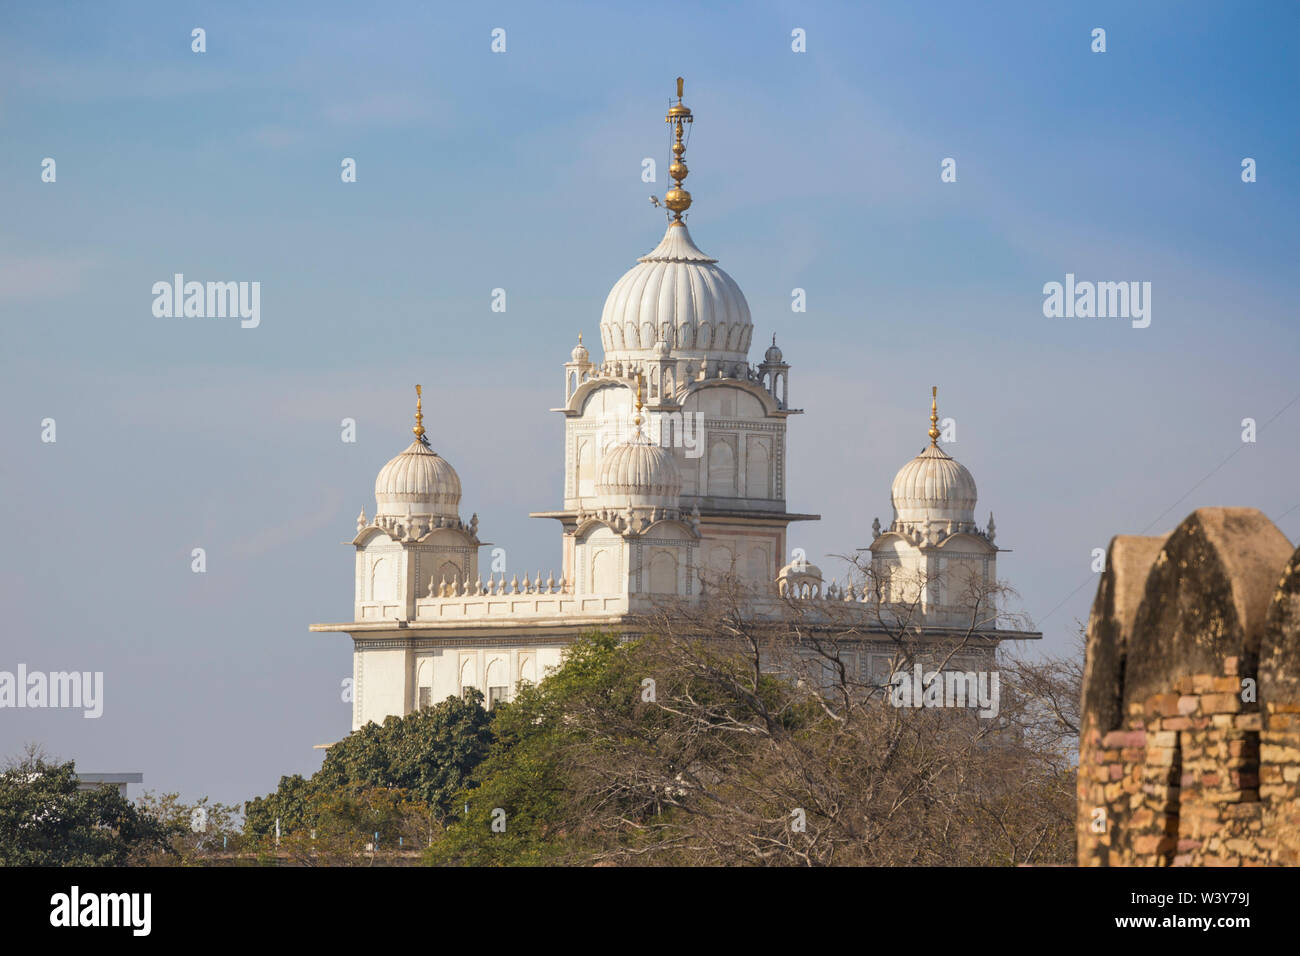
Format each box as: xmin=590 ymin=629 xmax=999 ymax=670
xmin=570 ymin=333 xmax=589 ymax=364
xmin=375 ymin=440 xmax=462 ymax=518
xmin=595 ymin=433 xmax=682 ymax=508
xmin=764 ymin=335 xmax=784 ymax=364
xmin=599 ymin=222 xmax=752 ymax=363
xmin=890 ymin=444 xmax=978 ymax=529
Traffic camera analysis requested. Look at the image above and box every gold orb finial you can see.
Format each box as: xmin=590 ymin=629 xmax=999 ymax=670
xmin=664 ymin=76 xmax=694 ymax=223
xmin=928 ymin=386 xmax=940 ymax=446
xmin=413 ymin=384 xmax=426 ymax=439
xmin=634 ymin=372 xmax=645 ymax=427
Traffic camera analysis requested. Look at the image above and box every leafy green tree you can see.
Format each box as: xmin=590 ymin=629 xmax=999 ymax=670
xmin=244 ymin=690 xmax=494 ymax=841
xmin=0 ymin=747 xmax=172 ymax=866
xmin=315 ymin=689 xmax=494 ymax=813
xmin=244 ymin=773 xmax=314 ymax=840
xmin=428 ymin=633 xmax=638 ymax=865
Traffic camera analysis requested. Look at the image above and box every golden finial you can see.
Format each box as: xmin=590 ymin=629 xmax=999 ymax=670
xmin=928 ymin=386 xmax=940 ymax=446
xmin=634 ymin=372 xmax=645 ymax=427
xmin=413 ymin=384 xmax=426 ymax=440
xmin=664 ymin=76 xmax=693 ymax=223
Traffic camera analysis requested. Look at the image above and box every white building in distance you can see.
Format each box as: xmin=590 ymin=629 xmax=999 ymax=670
xmin=311 ymin=79 xmax=1038 ymax=731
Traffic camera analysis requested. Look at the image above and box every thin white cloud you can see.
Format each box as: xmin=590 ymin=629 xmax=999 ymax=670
xmin=232 ymin=486 xmax=347 ymax=557
xmin=321 ymin=92 xmax=438 ymax=127
xmin=0 ymin=254 xmax=98 ymax=300
xmin=252 ymin=125 xmax=303 ymax=149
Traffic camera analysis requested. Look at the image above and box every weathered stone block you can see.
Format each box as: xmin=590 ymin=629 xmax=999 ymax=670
xmin=1262 ymin=744 xmax=1300 ymax=764
xmin=1202 ymin=693 xmax=1242 ymax=714
xmin=1131 ymin=834 xmax=1175 ymax=855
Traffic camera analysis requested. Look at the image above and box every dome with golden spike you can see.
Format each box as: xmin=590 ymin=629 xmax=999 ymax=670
xmin=889 ymin=388 xmax=978 ymax=531
xmin=570 ymin=331 xmax=590 ymax=364
xmin=598 ymin=78 xmax=753 ymax=364
xmin=374 ymin=386 xmax=463 ymax=518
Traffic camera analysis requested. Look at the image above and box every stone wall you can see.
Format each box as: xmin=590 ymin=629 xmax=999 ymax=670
xmin=1078 ymin=507 xmax=1300 ymax=866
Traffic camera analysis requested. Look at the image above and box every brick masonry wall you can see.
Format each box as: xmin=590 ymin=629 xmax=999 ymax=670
xmin=1078 ymin=507 xmax=1300 ymax=866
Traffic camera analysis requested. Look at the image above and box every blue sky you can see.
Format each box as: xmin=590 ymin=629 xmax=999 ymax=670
xmin=1 ymin=1 xmax=1297 ymax=805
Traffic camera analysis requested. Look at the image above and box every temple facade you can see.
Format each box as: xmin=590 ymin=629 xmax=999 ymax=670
xmin=311 ymin=80 xmax=1037 ymax=731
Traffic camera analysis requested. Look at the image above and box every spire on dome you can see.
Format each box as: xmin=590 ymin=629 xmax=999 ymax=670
xmin=889 ymin=387 xmax=978 ymax=536
xmin=374 ymin=390 xmax=462 ymax=519
xmin=603 ymin=80 xmax=752 ymax=363
xmin=413 ymin=384 xmax=430 ymax=447
xmin=634 ymin=372 xmax=645 ymax=427
xmin=663 ymin=76 xmax=694 ymax=223
xmin=928 ymin=386 xmax=940 ymax=447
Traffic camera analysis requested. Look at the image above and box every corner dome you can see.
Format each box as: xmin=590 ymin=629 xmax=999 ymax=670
xmin=595 ymin=433 xmax=682 ymax=508
xmin=375 ymin=440 xmax=462 ymax=518
xmin=890 ymin=444 xmax=978 ymax=531
xmin=570 ymin=332 xmax=590 ymax=364
xmin=599 ymin=222 xmax=752 ymax=364
xmin=764 ymin=335 xmax=784 ymax=364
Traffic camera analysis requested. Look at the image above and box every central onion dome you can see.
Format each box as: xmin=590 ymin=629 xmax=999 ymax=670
xmin=599 ymin=223 xmax=752 ymax=364
xmin=374 ymin=387 xmax=462 ymax=518
xmin=595 ymin=432 xmax=682 ymax=508
xmin=599 ymin=79 xmax=752 ymax=365
xmin=889 ymin=388 xmax=978 ymax=532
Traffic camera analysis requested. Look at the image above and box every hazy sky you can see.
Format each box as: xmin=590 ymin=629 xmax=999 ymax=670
xmin=2 ymin=1 xmax=1297 ymax=805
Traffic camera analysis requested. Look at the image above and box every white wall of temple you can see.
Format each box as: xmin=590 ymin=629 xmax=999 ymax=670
xmin=575 ymin=524 xmax=624 ymax=593
xmin=697 ymin=523 xmax=787 ymax=590
xmin=353 ymin=644 xmax=409 ymax=730
xmin=564 ymin=379 xmax=786 ymax=515
xmin=676 ymin=385 xmax=785 ymax=512
xmin=567 ymin=383 xmax=635 ymax=502
xmin=351 ymin=636 xmax=1001 ymax=730
xmin=355 ymin=534 xmax=404 ymax=622
xmin=416 ymin=589 xmax=628 ymax=619
xmin=627 ymin=526 xmax=696 ymax=595
xmin=573 ymin=521 xmax=698 ymax=596
xmin=870 ymin=533 xmax=998 ymax=627
xmin=352 ymin=643 xmax=567 ymax=730
xmin=932 ymin=536 xmax=998 ymax=626
xmin=354 ymin=528 xmax=481 ymax=621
